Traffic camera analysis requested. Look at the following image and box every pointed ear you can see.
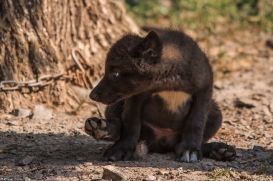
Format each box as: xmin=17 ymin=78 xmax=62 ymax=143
xmin=138 ymin=31 xmax=162 ymax=64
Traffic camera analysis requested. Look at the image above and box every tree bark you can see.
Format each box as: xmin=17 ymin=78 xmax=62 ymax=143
xmin=0 ymin=0 xmax=140 ymax=113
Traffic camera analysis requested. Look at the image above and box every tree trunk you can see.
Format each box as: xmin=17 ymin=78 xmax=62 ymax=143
xmin=0 ymin=0 xmax=140 ymax=113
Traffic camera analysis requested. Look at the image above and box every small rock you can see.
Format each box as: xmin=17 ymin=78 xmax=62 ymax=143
xmin=76 ymin=156 xmax=86 ymax=161
xmin=235 ymin=152 xmax=243 ymax=157
xmin=6 ymin=120 xmax=19 ymax=126
xmin=34 ymin=172 xmax=43 ymax=180
xmin=25 ymin=143 xmax=34 ymax=147
xmin=73 ymin=129 xmax=81 ymax=136
xmin=0 ymin=153 xmax=9 ymax=159
xmin=234 ymin=100 xmax=255 ymax=109
xmin=262 ymin=106 xmax=271 ymax=116
xmin=52 ymin=168 xmax=62 ymax=176
xmin=147 ymin=175 xmax=156 ymax=181
xmin=32 ymin=105 xmax=53 ymax=120
xmin=156 ymin=171 xmax=162 ymax=175
xmin=253 ymin=145 xmax=265 ymax=151
xmin=215 ymin=162 xmax=227 ymax=167
xmin=202 ymin=164 xmax=216 ymax=171
xmin=266 ymin=39 xmax=273 ymax=49
xmin=23 ymin=166 xmax=29 ymax=170
xmin=0 ymin=114 xmax=13 ymax=119
xmin=256 ymin=152 xmax=272 ymax=161
xmin=214 ymin=80 xmax=223 ymax=89
xmin=269 ymin=102 xmax=273 ymax=113
xmin=19 ymin=156 xmax=34 ymax=166
xmin=13 ymin=108 xmax=31 ymax=118
xmin=176 ymin=167 xmax=183 ymax=171
xmin=102 ymin=165 xmax=128 ymax=181
xmin=17 ymin=167 xmax=23 ymax=172
xmin=78 ymin=119 xmax=84 ymax=123
xmin=36 ymin=141 xmax=42 ymax=146
xmin=240 ymin=171 xmax=251 ymax=179
xmin=83 ymin=162 xmax=93 ymax=167
xmin=22 ymin=174 xmax=28 ymax=179
xmin=248 ymin=135 xmax=254 ymax=139
xmin=224 ymin=120 xmax=233 ymax=125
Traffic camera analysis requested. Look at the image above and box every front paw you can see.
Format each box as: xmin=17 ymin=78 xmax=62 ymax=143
xmin=104 ymin=141 xmax=135 ymax=161
xmin=175 ymin=143 xmax=202 ymax=162
xmin=85 ymin=117 xmax=109 ymax=140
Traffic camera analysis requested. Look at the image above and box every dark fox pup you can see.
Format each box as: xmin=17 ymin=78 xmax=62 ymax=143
xmin=85 ymin=30 xmax=236 ymax=162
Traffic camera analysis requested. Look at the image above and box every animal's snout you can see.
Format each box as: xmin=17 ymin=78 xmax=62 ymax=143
xmin=89 ymin=91 xmax=99 ymax=101
xmin=89 ymin=78 xmax=119 ymax=104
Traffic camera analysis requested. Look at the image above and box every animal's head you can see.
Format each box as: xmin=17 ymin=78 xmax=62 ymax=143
xmin=90 ymin=31 xmax=163 ymax=104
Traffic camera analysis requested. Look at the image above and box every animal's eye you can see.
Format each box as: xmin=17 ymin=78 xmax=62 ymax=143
xmin=112 ymin=72 xmax=119 ymax=78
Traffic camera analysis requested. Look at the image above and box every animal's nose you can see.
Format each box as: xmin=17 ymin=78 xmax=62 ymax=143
xmin=89 ymin=92 xmax=98 ymax=101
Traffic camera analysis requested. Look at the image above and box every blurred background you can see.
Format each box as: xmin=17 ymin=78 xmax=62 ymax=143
xmin=118 ymin=0 xmax=273 ymax=79
xmin=122 ymin=0 xmax=273 ymax=32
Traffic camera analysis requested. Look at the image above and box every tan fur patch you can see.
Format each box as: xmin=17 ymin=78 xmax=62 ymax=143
xmin=156 ymin=91 xmax=191 ymax=113
xmin=143 ymin=121 xmax=180 ymax=138
xmin=161 ymin=44 xmax=182 ymax=61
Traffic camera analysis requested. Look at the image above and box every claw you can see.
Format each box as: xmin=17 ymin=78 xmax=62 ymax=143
xmin=218 ymin=148 xmax=227 ymax=154
xmin=224 ymin=152 xmax=235 ymax=157
xmin=85 ymin=121 xmax=93 ymax=131
xmin=189 ymin=151 xmax=198 ymax=162
xmin=180 ymin=150 xmax=190 ymax=162
xmin=90 ymin=120 xmax=98 ymax=129
xmin=100 ymin=120 xmax=107 ymax=128
xmin=212 ymin=151 xmax=222 ymax=161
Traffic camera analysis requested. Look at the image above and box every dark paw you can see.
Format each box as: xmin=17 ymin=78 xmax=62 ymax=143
xmin=85 ymin=117 xmax=109 ymax=140
xmin=104 ymin=141 xmax=134 ymax=161
xmin=175 ymin=143 xmax=202 ymax=162
xmin=203 ymin=142 xmax=236 ymax=161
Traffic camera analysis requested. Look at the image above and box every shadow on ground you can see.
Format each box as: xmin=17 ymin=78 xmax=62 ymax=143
xmin=1 ymin=131 xmax=272 ymax=177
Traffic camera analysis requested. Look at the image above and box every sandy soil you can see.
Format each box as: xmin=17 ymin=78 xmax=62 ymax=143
xmin=0 ymin=30 xmax=273 ymax=180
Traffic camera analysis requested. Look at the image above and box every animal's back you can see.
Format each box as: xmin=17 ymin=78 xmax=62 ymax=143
xmin=159 ymin=30 xmax=203 ymax=63
xmin=139 ymin=30 xmax=199 ymax=148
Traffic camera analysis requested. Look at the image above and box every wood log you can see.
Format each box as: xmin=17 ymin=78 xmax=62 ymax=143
xmin=0 ymin=0 xmax=140 ymax=113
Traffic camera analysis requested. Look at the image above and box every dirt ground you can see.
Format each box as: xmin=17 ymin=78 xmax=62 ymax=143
xmin=1 ymin=30 xmax=273 ymax=180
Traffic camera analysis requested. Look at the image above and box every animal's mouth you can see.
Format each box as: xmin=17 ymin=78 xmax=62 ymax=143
xmin=102 ymin=94 xmax=123 ymax=105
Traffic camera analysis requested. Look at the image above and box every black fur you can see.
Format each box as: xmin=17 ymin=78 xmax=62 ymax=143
xmin=87 ymin=30 xmax=236 ymax=162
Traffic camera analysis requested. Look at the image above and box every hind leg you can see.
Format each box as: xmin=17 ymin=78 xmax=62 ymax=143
xmin=202 ymin=100 xmax=236 ymax=161
xmin=202 ymin=100 xmax=222 ymax=143
xmin=85 ymin=100 xmax=124 ymax=141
